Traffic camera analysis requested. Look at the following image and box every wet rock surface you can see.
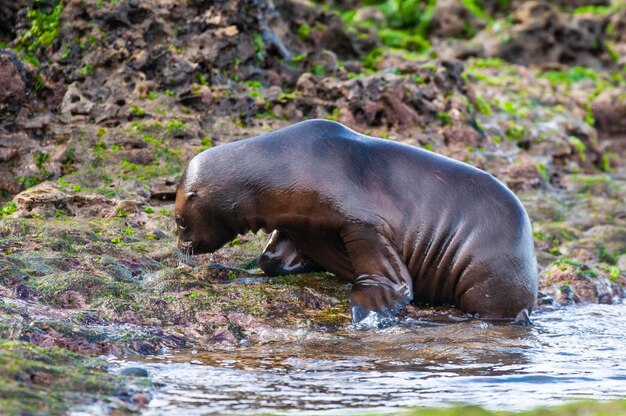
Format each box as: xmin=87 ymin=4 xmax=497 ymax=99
xmin=1 ymin=0 xmax=626 ymax=413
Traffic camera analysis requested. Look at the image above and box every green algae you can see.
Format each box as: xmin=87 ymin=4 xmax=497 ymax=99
xmin=0 ymin=201 xmax=17 ymax=217
xmin=0 ymin=340 xmax=134 ymax=415
xmin=0 ymin=208 xmax=353 ymax=352
xmin=400 ymin=400 xmax=626 ymax=416
xmin=14 ymin=1 xmax=63 ymax=66
xmin=460 ymin=0 xmax=493 ymax=23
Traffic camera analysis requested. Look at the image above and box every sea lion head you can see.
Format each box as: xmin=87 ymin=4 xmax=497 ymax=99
xmin=174 ymin=162 xmax=237 ymax=255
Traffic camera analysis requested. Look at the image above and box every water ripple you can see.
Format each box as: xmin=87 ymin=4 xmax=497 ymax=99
xmin=115 ymin=304 xmax=626 ymax=415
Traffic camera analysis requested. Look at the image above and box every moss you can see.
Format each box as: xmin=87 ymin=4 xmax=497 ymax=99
xmin=583 ymin=102 xmax=596 ymax=126
xmin=253 ymin=32 xmax=264 ymax=59
xmin=572 ymin=5 xmax=615 ymax=16
xmin=553 ymin=258 xmax=598 ymax=278
xmin=29 ymin=270 xmax=139 ymax=305
xmin=14 ymin=1 xmax=63 ymax=66
xmin=571 ymin=174 xmax=614 ymax=195
xmin=118 ymin=154 xmax=183 ymax=182
xmin=379 ymin=28 xmax=430 ymax=52
xmin=324 ymin=107 xmax=342 ymax=121
xmin=197 ymin=73 xmax=209 ymax=86
xmin=506 ymin=123 xmax=526 ymax=141
xmin=460 ymin=0 xmax=493 ymax=23
xmin=537 ymin=163 xmax=549 ymax=182
xmin=315 ymin=306 xmax=350 ymax=326
xmin=165 ymin=119 xmax=186 ymax=131
xmin=79 ymin=63 xmax=94 ymax=75
xmin=598 ymin=245 xmax=616 ymax=265
xmin=130 ymin=104 xmax=146 ymax=116
xmin=312 ymin=62 xmax=327 ymax=76
xmin=216 ymin=285 xmax=270 ymax=316
xmin=601 ymin=151 xmax=618 ymax=173
xmin=363 ymin=47 xmax=384 ymax=70
xmin=539 ymin=66 xmax=599 ymax=87
xmin=381 ymin=0 xmax=436 ymax=35
xmin=297 ymin=23 xmax=311 ymax=41
xmin=472 ymin=57 xmax=506 ymax=68
xmin=474 ymin=97 xmax=492 ymax=115
xmin=0 ymin=201 xmax=17 ymax=217
xmin=436 ymin=112 xmax=452 ymax=125
xmin=567 ymin=136 xmax=586 ymax=160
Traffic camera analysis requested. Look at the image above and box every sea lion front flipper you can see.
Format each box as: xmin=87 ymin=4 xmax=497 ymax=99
xmin=258 ymin=230 xmax=324 ymax=276
xmin=513 ymin=308 xmax=533 ymax=326
xmin=340 ymin=224 xmax=413 ymax=325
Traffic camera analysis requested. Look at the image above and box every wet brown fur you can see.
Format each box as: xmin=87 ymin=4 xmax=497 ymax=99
xmin=175 ymin=119 xmax=538 ymax=321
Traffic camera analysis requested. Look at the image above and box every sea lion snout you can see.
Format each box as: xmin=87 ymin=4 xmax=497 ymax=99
xmin=178 ymin=238 xmax=214 ymax=255
xmin=178 ymin=240 xmax=193 ymax=253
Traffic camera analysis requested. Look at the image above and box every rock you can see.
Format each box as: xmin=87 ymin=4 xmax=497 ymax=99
xmin=542 ymin=261 xmax=613 ymax=304
xmin=442 ymin=123 xmax=485 ymax=147
xmin=431 ymin=0 xmax=487 ymax=39
xmin=132 ymin=392 xmax=151 ymax=407
xmin=520 ymin=194 xmax=567 ymax=223
xmin=215 ymin=25 xmax=239 ymax=37
xmin=292 ymin=62 xmax=471 ymax=132
xmin=120 ymin=367 xmax=149 ymax=377
xmin=195 ymin=311 xmax=228 ymax=326
xmin=11 ymin=181 xmax=122 ymax=218
xmin=592 ymin=89 xmax=626 ymax=154
xmin=0 ymin=147 xmax=18 ymax=162
xmin=582 ymin=225 xmax=626 ymax=254
xmin=55 ymin=291 xmax=86 ymax=309
xmin=211 ymin=328 xmax=238 ymax=345
xmin=0 ymin=49 xmax=27 ymax=110
xmin=560 ymin=238 xmax=610 ymax=264
xmin=565 ymin=196 xmax=624 ymax=229
xmin=355 ymin=6 xmax=385 ymax=24
xmin=451 ymin=1 xmax=614 ymax=68
xmin=13 ymin=182 xmax=69 ymax=216
xmin=504 ymin=157 xmax=542 ymax=191
xmin=61 ymin=83 xmax=94 ymax=116
xmin=295 ymin=72 xmax=317 ymax=96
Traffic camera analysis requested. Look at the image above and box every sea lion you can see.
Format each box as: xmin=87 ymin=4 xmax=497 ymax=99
xmin=175 ymin=119 xmax=538 ymax=324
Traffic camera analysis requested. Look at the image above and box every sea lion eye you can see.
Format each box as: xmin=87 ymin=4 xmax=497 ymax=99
xmin=175 ymin=215 xmax=187 ymax=230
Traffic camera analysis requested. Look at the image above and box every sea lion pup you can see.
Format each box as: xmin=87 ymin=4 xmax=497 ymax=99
xmin=175 ymin=119 xmax=538 ymax=325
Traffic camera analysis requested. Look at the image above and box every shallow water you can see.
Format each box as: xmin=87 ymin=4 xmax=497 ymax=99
xmin=116 ymin=304 xmax=626 ymax=415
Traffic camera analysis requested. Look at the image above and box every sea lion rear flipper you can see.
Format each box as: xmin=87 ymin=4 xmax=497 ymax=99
xmin=340 ymin=224 xmax=413 ymax=325
xmin=513 ymin=308 xmax=533 ymax=326
xmin=259 ymin=230 xmax=323 ymax=276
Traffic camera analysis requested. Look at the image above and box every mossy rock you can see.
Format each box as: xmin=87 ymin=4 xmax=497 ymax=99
xmin=0 ymin=254 xmax=29 ymax=286
xmin=0 ymin=340 xmax=137 ymax=415
xmin=142 ymin=267 xmax=213 ymax=293
xmin=401 ymin=400 xmax=626 ymax=415
xmin=565 ymin=196 xmax=626 ymax=230
xmin=559 ymin=238 xmax=616 ymax=265
xmin=519 ymin=194 xmax=567 ymax=222
xmin=14 ymin=252 xmax=79 ymax=276
xmin=28 ymin=270 xmax=137 ymax=307
xmin=582 ymin=225 xmax=626 ymax=255
xmin=563 ymin=174 xmax=621 ymax=197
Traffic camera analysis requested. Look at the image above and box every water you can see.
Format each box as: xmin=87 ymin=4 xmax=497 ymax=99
xmin=115 ymin=304 xmax=626 ymax=415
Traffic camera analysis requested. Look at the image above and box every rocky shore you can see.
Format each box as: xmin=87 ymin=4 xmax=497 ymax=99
xmin=1 ymin=0 xmax=626 ymax=413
